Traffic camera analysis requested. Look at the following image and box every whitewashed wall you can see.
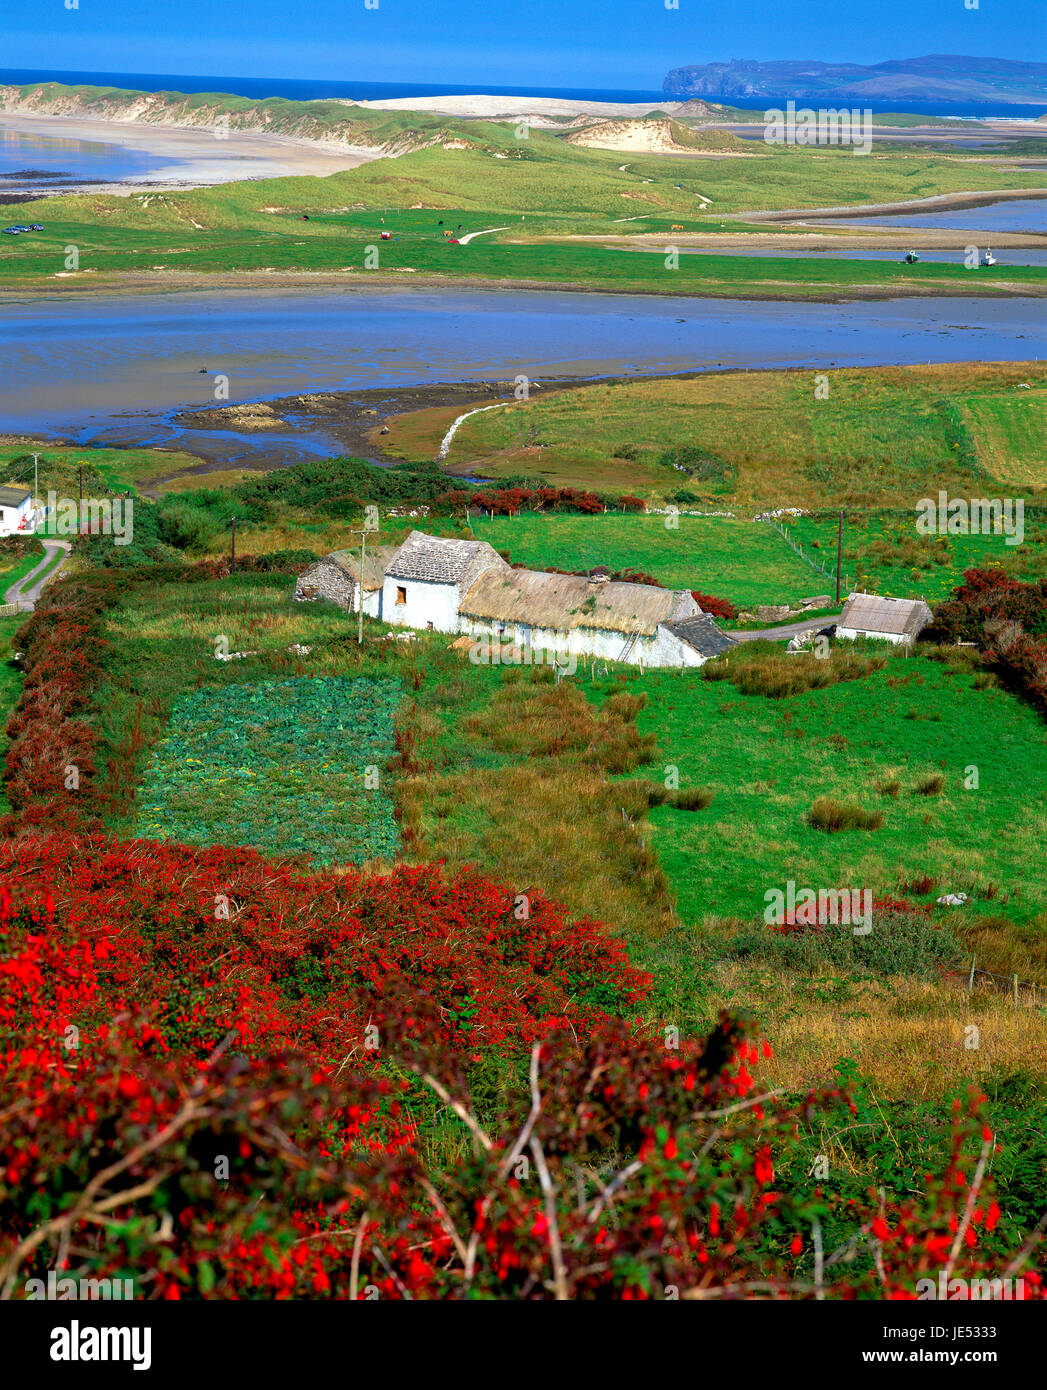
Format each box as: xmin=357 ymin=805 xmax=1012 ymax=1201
xmin=455 ymin=615 xmax=709 ymax=668
xmin=381 ymin=576 xmax=462 ymax=633
xmin=836 ymin=626 xmax=910 ymax=646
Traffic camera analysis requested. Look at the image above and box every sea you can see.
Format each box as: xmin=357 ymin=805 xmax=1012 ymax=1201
xmin=1 ymin=69 xmax=1045 ymax=121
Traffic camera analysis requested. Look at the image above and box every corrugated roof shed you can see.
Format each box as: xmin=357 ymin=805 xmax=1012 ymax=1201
xmin=838 ymin=592 xmax=933 ymax=639
xmin=0 ymin=487 xmax=31 ymax=508
xmin=460 ymin=568 xmax=699 ymax=635
xmin=385 ymin=531 xmax=508 ymax=589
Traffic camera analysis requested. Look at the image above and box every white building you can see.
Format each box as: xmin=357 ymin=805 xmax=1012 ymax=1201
xmin=835 ymin=592 xmax=933 ymax=646
xmin=374 ymin=531 xmax=735 ymax=667
xmin=382 ymin=532 xmax=510 ymax=633
xmin=0 ymin=487 xmax=33 ymax=536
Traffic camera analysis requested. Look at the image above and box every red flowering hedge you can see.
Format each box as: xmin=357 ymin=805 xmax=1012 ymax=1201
xmin=929 ymin=568 xmax=1047 ymax=717
xmin=1 ymin=835 xmax=1040 ymax=1299
xmin=438 ymin=485 xmax=639 ymax=516
xmin=691 ymin=590 xmax=738 ymax=620
xmin=0 ymin=834 xmax=649 ymax=1058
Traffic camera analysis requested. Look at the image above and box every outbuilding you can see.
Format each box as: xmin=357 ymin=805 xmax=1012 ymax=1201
xmin=0 ymin=487 xmax=33 ymax=536
xmin=382 ymin=531 xmax=509 ymax=633
xmin=294 ymin=546 xmax=396 ymax=617
xmin=835 ymin=592 xmax=933 ymax=646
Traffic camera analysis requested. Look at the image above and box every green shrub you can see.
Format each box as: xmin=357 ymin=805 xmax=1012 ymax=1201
xmin=808 ymin=796 xmax=885 ymax=832
xmin=722 ymin=909 xmax=959 ymax=980
xmin=914 ymin=772 xmax=946 ymax=796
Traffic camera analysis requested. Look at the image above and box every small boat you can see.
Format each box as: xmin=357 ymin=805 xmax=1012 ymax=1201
xmin=983 ymin=248 xmax=997 ymax=267
xmin=904 ymin=250 xmax=920 ymax=264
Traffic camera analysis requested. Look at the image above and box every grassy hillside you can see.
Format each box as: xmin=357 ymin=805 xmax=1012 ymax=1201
xmin=404 ymin=362 xmax=1047 ymax=508
xmin=0 ymin=81 xmax=483 ymax=153
xmin=471 ymin=514 xmax=825 ymax=607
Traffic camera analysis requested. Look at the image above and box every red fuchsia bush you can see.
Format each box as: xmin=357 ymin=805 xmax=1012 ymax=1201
xmin=0 ymin=850 xmax=1034 ymax=1295
xmin=769 ymin=895 xmax=933 ymax=935
xmin=1 ymin=836 xmax=1041 ymax=1300
xmin=437 ymin=485 xmax=642 ymax=516
xmin=929 ymin=568 xmax=1047 ymax=644
xmin=926 ymin=568 xmax=1047 ymax=718
xmin=692 ymin=591 xmax=738 ymax=621
xmin=0 ymin=834 xmax=649 ymax=1059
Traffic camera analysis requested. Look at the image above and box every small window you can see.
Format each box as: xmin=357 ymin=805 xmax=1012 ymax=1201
xmin=396 ymin=586 xmax=407 ymax=606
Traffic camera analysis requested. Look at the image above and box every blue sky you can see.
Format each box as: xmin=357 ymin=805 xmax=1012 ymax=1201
xmin=7 ymin=0 xmax=1046 ymax=89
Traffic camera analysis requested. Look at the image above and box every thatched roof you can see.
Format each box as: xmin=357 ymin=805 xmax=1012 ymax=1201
xmin=386 ymin=531 xmax=508 ymax=588
xmin=665 ymin=615 xmax=737 ymax=658
xmin=838 ymin=592 xmax=933 ymax=639
xmin=323 ymin=545 xmax=397 ymax=591
xmin=460 ymin=569 xmax=699 ymax=636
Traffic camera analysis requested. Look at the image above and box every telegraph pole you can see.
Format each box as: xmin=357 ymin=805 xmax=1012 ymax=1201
xmin=835 ymin=510 xmax=843 ymax=605
xmin=349 ymin=511 xmax=378 ymax=646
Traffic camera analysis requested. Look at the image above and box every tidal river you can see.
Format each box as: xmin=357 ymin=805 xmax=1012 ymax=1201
xmin=1 ymin=286 xmax=1043 ymax=458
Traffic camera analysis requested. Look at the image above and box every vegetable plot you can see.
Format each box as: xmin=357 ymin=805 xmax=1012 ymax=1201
xmin=135 ymin=676 xmax=402 ymax=863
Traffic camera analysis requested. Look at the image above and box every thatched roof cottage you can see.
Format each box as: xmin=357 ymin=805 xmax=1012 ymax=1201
xmin=302 ymin=531 xmax=735 ymax=668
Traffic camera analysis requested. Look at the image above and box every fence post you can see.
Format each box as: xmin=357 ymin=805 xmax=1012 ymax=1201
xmin=1013 ymin=974 xmax=1020 ymax=1007
xmin=968 ymin=955 xmax=976 ymax=993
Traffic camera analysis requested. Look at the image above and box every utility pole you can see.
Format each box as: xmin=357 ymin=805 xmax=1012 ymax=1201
xmin=835 ymin=510 xmax=843 ymax=605
xmin=349 ymin=511 xmax=378 ymax=646
xmin=230 ymin=515 xmax=236 ymax=574
xmin=78 ymin=465 xmax=83 ymax=535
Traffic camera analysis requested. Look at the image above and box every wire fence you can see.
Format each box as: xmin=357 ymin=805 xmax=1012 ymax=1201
xmin=942 ymin=955 xmax=1047 ymax=1007
xmin=761 ymin=517 xmax=853 ymax=597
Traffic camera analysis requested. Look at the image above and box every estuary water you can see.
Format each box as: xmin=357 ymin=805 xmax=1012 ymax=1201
xmin=1 ymin=285 xmax=1043 ymax=459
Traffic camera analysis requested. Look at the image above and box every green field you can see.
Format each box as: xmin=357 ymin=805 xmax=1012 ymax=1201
xmin=135 ymin=676 xmax=402 ymax=864
xmin=0 ymin=444 xmax=209 ymax=499
xmin=409 ymin=363 xmax=1047 ymax=508
xmin=620 ymin=649 xmax=1047 ymax=928
xmin=7 ymin=202 xmax=1046 ymax=300
xmin=786 ymin=510 xmax=1047 ymax=601
xmin=470 ymin=513 xmax=827 ymax=607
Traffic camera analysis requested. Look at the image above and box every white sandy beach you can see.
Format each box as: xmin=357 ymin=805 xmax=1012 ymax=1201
xmin=0 ymin=112 xmax=380 ymax=193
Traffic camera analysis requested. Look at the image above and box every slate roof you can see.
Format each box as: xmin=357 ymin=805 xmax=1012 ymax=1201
xmin=837 ymin=592 xmax=933 ymax=639
xmin=460 ymin=568 xmax=699 ymax=636
xmin=665 ymin=614 xmax=737 ymax=658
xmin=385 ymin=531 xmax=508 ymax=589
xmin=0 ymin=486 xmax=31 ymax=509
